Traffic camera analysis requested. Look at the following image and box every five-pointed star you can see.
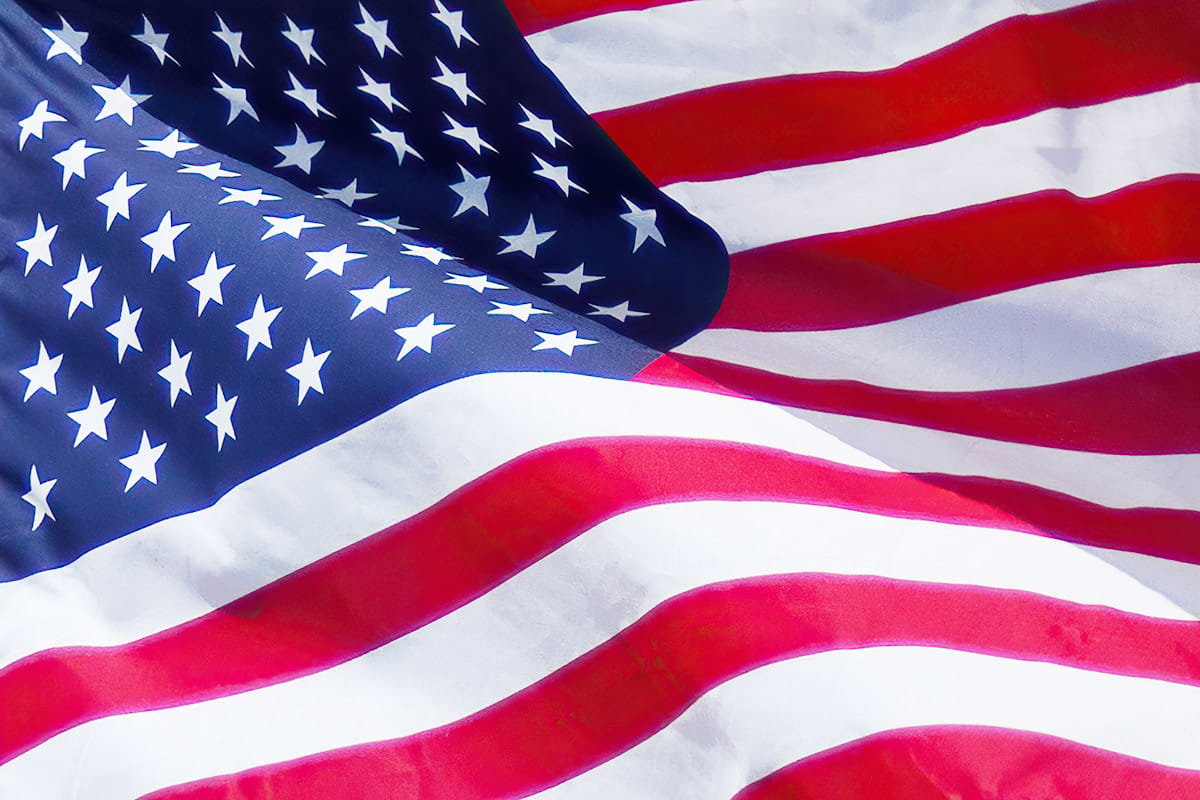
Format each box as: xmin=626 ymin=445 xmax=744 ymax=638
xmin=188 ymin=252 xmax=236 ymax=314
xmin=139 ymin=129 xmax=197 ymax=158
xmin=284 ymin=71 xmax=332 ymax=117
xmin=20 ymin=342 xmax=62 ymax=401
xmin=214 ymin=14 xmax=254 ymax=67
xmin=305 ymin=243 xmax=366 ymax=279
xmin=262 ymin=213 xmax=323 ymax=240
xmin=18 ymin=100 xmax=66 ymax=150
xmin=17 ymin=214 xmax=58 ymax=275
xmin=498 ymin=215 xmax=555 ymax=258
xmin=450 ymin=165 xmax=489 ymax=217
xmin=349 ymin=276 xmax=410 ymax=319
xmin=358 ymin=216 xmax=413 ymax=233
xmin=213 ymin=74 xmax=259 ymax=124
xmin=443 ymin=114 xmax=495 ymax=155
xmin=355 ymin=3 xmax=400 ymax=57
xmin=158 ymin=340 xmax=193 ymax=406
xmin=286 ymin=339 xmax=331 ymax=404
xmin=488 ymin=301 xmax=549 ymax=322
xmin=236 ymin=295 xmax=282 ymax=358
xmin=433 ymin=58 xmax=481 ymax=105
xmin=96 ymin=171 xmax=147 ymax=229
xmin=518 ymin=105 xmax=569 ymax=148
xmin=219 ymin=186 xmax=281 ymax=206
xmin=206 ymin=385 xmax=238 ymax=451
xmin=93 ymin=76 xmax=150 ymax=125
xmin=44 ymin=15 xmax=87 ymax=63
xmin=274 ymin=125 xmax=325 ymax=173
xmin=133 ymin=15 xmax=178 ymax=65
xmin=22 ymin=466 xmax=57 ymax=531
xmin=283 ymin=16 xmax=325 ymax=65
xmin=445 ymin=272 xmax=507 ymax=293
xmin=432 ymin=0 xmax=478 ymax=47
xmin=141 ymin=211 xmax=190 ymax=272
xmin=533 ymin=155 xmax=585 ymax=196
xmin=544 ymin=263 xmax=604 ymax=293
xmin=318 ymin=178 xmax=377 ymax=208
xmin=401 ymin=243 xmax=457 ymax=264
xmin=371 ymin=120 xmax=421 ymax=165
xmin=589 ymin=300 xmax=649 ymax=322
xmin=53 ymin=139 xmax=104 ymax=190
xmin=120 ymin=432 xmax=166 ymax=492
xmin=106 ymin=298 xmax=143 ymax=362
xmin=394 ymin=313 xmax=454 ymax=360
xmin=533 ymin=329 xmax=598 ymax=356
xmin=63 ymin=255 xmax=102 ymax=318
xmin=620 ymin=196 xmax=665 ymax=251
xmin=357 ymin=68 xmax=406 ymax=112
xmin=68 ymin=387 xmax=115 ymax=447
xmin=179 ymin=161 xmax=240 ymax=180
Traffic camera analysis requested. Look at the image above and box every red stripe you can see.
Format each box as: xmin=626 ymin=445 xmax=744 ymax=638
xmin=714 ymin=177 xmax=1200 ymax=331
xmin=142 ymin=574 xmax=1200 ymax=800
xmin=503 ymin=0 xmax=685 ymax=35
xmin=663 ymin=351 xmax=1200 ymax=455
xmin=595 ymin=0 xmax=1200 ymax=185
xmin=734 ymin=726 xmax=1200 ymax=800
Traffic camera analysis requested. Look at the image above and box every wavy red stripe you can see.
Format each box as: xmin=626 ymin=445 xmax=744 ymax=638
xmin=503 ymin=0 xmax=684 ymax=35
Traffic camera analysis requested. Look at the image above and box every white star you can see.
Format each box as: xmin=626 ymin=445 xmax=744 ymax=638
xmin=22 ymin=466 xmax=57 ymax=531
xmin=349 ymin=276 xmax=410 ymax=319
xmin=262 ymin=213 xmax=323 ymax=240
xmin=158 ymin=340 xmax=193 ymax=406
xmin=274 ymin=125 xmax=325 ymax=173
xmin=44 ymin=15 xmax=87 ymax=63
xmin=62 ymin=255 xmax=102 ymax=318
xmin=106 ymin=298 xmax=143 ymax=362
xmin=96 ymin=171 xmax=147 ymax=229
xmin=533 ymin=329 xmax=598 ymax=356
xmin=187 ymin=253 xmax=236 ymax=315
xmin=589 ymin=300 xmax=649 ymax=322
xmin=214 ymin=14 xmax=254 ymax=68
xmin=119 ymin=432 xmax=166 ymax=492
xmin=401 ymin=243 xmax=457 ymax=264
xmin=52 ymin=139 xmax=104 ymax=190
xmin=17 ymin=100 xmax=65 ymax=151
xmin=213 ymin=74 xmax=259 ymax=124
xmin=138 ymin=129 xmax=197 ymax=158
xmin=355 ymin=3 xmax=400 ymax=57
xmin=442 ymin=114 xmax=495 ymax=155
xmin=286 ymin=339 xmax=330 ymax=404
xmin=17 ymin=214 xmax=57 ymax=275
xmin=533 ymin=154 xmax=585 ymax=196
xmin=358 ymin=216 xmax=413 ymax=233
xmin=544 ymin=263 xmax=604 ymax=294
xmin=93 ymin=77 xmax=150 ymax=125
xmin=20 ymin=342 xmax=62 ymax=401
xmin=133 ymin=15 xmax=178 ymax=65
xmin=432 ymin=0 xmax=478 ymax=47
xmin=357 ymin=68 xmax=405 ymax=113
xmin=318 ymin=178 xmax=377 ymax=208
xmin=219 ymin=186 xmax=281 ymax=206
xmin=444 ymin=272 xmax=506 ymax=293
xmin=518 ymin=105 xmax=569 ymax=148
xmin=450 ymin=165 xmax=489 ymax=217
xmin=283 ymin=16 xmax=325 ymax=65
xmin=620 ymin=196 xmax=665 ymax=252
xmin=433 ymin=58 xmax=481 ymax=105
xmin=179 ymin=161 xmax=240 ymax=180
xmin=141 ymin=211 xmax=190 ymax=272
xmin=305 ymin=243 xmax=366 ymax=279
xmin=498 ymin=214 xmax=555 ymax=258
xmin=284 ymin=71 xmax=332 ymax=117
xmin=394 ymin=313 xmax=454 ymax=361
xmin=206 ymin=385 xmax=238 ymax=451
xmin=236 ymin=296 xmax=282 ymax=358
xmin=488 ymin=301 xmax=549 ymax=322
xmin=67 ymin=387 xmax=115 ymax=447
xmin=371 ymin=120 xmax=421 ymax=165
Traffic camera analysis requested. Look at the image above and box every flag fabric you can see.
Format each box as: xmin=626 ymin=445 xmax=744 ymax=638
xmin=2 ymin=0 xmax=1199 ymax=798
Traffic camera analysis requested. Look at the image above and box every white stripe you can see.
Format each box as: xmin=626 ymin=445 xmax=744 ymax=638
xmin=676 ymin=262 xmax=1200 ymax=391
xmin=4 ymin=501 xmax=1196 ymax=796
xmin=663 ymin=83 xmax=1200 ymax=252
xmin=527 ymin=0 xmax=1092 ymax=114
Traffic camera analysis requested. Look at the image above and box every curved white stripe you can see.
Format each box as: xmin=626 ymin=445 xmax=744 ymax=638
xmin=3 ymin=501 xmax=1197 ymax=797
xmin=663 ymin=84 xmax=1200 ymax=252
xmin=676 ymin=262 xmax=1200 ymax=391
xmin=527 ymin=0 xmax=1092 ymax=114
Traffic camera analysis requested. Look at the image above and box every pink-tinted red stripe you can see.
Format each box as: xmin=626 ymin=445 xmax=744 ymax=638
xmin=142 ymin=574 xmax=1200 ymax=800
xmin=503 ymin=0 xmax=686 ymax=35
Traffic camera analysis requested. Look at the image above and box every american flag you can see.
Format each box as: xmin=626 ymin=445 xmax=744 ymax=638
xmin=3 ymin=0 xmax=1199 ymax=797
